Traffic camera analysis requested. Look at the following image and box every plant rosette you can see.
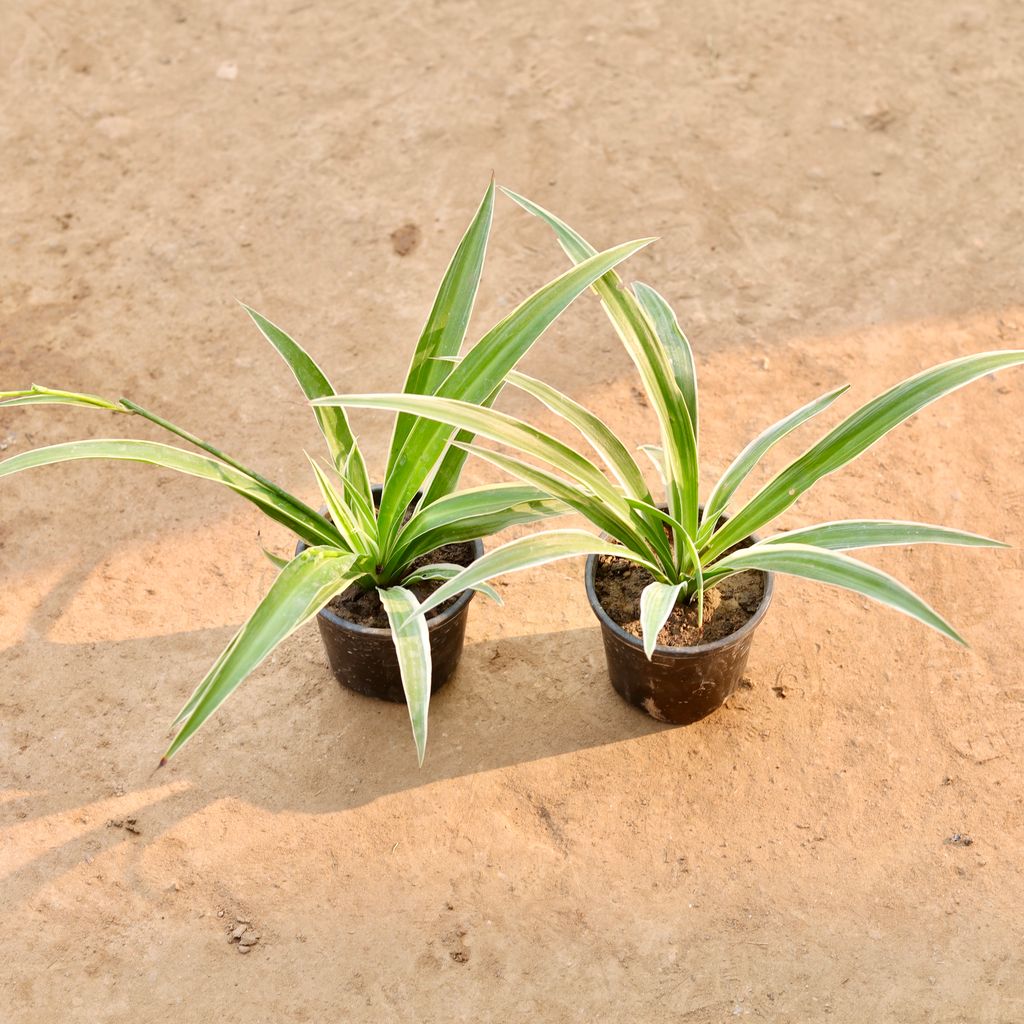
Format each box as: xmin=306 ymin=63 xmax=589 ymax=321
xmin=294 ymin=487 xmax=484 ymax=704
xmin=0 ymin=181 xmax=654 ymax=764
xmin=324 ymin=190 xmax=1024 ymax=725
xmin=583 ymin=509 xmax=774 ymax=724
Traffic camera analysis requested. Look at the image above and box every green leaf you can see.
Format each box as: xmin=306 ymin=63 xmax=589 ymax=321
xmin=448 ymin=441 xmax=660 ymax=562
xmin=622 ymin=499 xmax=690 ymax=577
xmin=402 ymin=563 xmax=504 ymax=604
xmin=378 ymin=586 xmax=433 ymax=767
xmin=407 ymin=529 xmax=643 ymax=621
xmin=761 ymin=519 xmax=1007 ymax=551
xmin=639 ymin=581 xmax=684 ymax=660
xmin=708 ymin=542 xmax=965 ymax=644
xmin=327 ymin=394 xmax=674 ymax=577
xmin=398 ymin=482 xmax=563 ymax=541
xmin=387 ymin=483 xmax=567 ymax=567
xmin=0 ymin=387 xmax=324 ymax=525
xmin=242 ymin=304 xmax=372 ymax=500
xmin=305 ymin=453 xmax=370 ymax=557
xmin=705 ymin=351 xmax=1024 ymax=560
xmin=632 ymin=283 xmax=698 ymax=444
xmin=0 ymin=439 xmax=342 ymax=549
xmin=388 ymin=500 xmax=568 ymax=571
xmin=324 ymin=392 xmax=633 ymax=520
xmin=506 ymin=369 xmax=652 ymax=502
xmin=367 ymin=235 xmax=655 ymax=539
xmin=339 ymin=445 xmax=379 ymax=536
xmin=0 ymin=385 xmax=125 ymax=411
xmin=387 ymin=181 xmax=495 ymax=478
xmin=639 ymin=444 xmax=668 ymax=490
xmin=501 ymin=188 xmax=697 ymax=536
xmin=678 ymin=528 xmax=705 ymax=626
xmin=419 ymin=381 xmax=503 ymax=509
xmin=262 ymin=547 xmax=290 ymax=570
xmin=699 ymin=385 xmax=849 ymax=543
xmin=164 ymin=547 xmax=360 ymax=762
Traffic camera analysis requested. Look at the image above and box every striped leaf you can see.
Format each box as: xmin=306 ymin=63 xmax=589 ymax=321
xmin=448 ymin=442 xmax=659 ymax=561
xmin=387 ymin=483 xmax=567 ymax=568
xmin=708 ymin=542 xmax=964 ymax=644
xmin=408 ymin=530 xmax=646 ymax=621
xmin=305 ymin=454 xmax=368 ymax=556
xmin=320 ymin=393 xmax=634 ymax=520
xmin=632 ymin=283 xmax=698 ymax=444
xmin=761 ymin=520 xmax=1007 ymax=551
xmin=506 ymin=370 xmax=652 ymax=502
xmin=402 ymin=563 xmax=504 ymax=604
xmin=387 ymin=181 xmax=495 ymax=479
xmin=501 ymin=188 xmax=698 ymax=537
xmin=242 ymin=304 xmax=372 ymax=500
xmin=0 ymin=385 xmax=125 ymax=411
xmin=378 ymin=586 xmax=433 ymax=766
xmin=372 ymin=235 xmax=655 ymax=539
xmin=164 ymin=547 xmax=360 ymax=762
xmin=698 ymin=385 xmax=849 ymax=543
xmin=639 ymin=582 xmax=684 ymax=660
xmin=705 ymin=351 xmax=1024 ymax=560
xmin=0 ymin=438 xmax=342 ymax=549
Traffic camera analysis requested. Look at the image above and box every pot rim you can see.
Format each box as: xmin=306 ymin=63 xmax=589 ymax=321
xmin=584 ymin=509 xmax=774 ymax=657
xmin=309 ymin=536 xmax=484 ymax=639
xmin=294 ymin=486 xmax=483 ymax=639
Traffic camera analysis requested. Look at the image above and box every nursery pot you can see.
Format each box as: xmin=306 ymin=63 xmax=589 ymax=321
xmin=584 ymin=515 xmax=774 ymax=725
xmin=296 ymin=487 xmax=482 ymax=704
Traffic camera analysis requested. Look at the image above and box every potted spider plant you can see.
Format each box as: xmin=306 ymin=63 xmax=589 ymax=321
xmin=0 ymin=182 xmax=653 ymax=762
xmin=322 ymin=190 xmax=1024 ymax=726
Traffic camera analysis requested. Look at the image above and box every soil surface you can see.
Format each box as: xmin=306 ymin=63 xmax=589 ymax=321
xmin=3 ymin=3 xmax=1024 ymax=1022
xmin=595 ymin=555 xmax=765 ymax=647
xmin=330 ymin=541 xmax=477 ymax=628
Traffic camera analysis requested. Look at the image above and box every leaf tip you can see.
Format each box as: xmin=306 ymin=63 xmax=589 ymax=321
xmin=642 ymin=631 xmax=657 ymax=662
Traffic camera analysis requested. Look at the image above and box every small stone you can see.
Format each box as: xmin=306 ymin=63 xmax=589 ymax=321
xmin=230 ymin=925 xmax=247 ymax=940
xmin=390 ymin=223 xmax=421 ymax=256
xmin=238 ymin=932 xmax=259 ymax=947
xmin=237 ymin=943 xmax=251 ymax=954
xmin=861 ymin=103 xmax=896 ymax=132
xmin=216 ymin=910 xmax=225 ymax=918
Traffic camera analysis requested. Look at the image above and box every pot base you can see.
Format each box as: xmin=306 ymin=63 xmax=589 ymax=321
xmin=600 ymin=626 xmax=755 ymax=724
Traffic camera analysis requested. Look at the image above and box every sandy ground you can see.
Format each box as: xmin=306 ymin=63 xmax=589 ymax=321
xmin=2 ymin=1 xmax=1024 ymax=1020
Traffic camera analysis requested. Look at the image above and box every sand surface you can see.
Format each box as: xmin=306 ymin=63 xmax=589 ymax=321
xmin=2 ymin=2 xmax=1024 ymax=1020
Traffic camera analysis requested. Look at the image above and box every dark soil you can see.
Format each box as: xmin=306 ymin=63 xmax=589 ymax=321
xmin=328 ymin=541 xmax=477 ymax=629
xmin=594 ymin=555 xmax=765 ymax=647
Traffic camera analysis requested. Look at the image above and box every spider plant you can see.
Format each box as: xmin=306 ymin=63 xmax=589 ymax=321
xmin=0 ymin=182 xmax=653 ymax=763
xmin=319 ymin=190 xmax=1024 ymax=658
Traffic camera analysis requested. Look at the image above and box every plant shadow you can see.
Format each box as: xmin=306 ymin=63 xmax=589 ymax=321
xmin=2 ymin=607 xmax=693 ymax=900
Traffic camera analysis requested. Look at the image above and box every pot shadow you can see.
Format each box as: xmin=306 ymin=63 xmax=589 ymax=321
xmin=289 ymin=624 xmax=675 ymax=810
xmin=2 ymin=602 xmax=698 ymax=900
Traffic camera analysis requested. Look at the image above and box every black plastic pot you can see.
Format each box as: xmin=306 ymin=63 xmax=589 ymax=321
xmin=296 ymin=487 xmax=481 ymax=704
xmin=584 ymin=520 xmax=774 ymax=725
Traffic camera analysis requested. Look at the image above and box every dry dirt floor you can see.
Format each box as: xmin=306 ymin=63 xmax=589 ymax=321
xmin=2 ymin=2 xmax=1024 ymax=1021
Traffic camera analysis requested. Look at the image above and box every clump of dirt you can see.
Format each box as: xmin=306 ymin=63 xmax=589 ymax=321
xmin=390 ymin=222 xmax=421 ymax=256
xmin=594 ymin=555 xmax=765 ymax=647
xmin=328 ymin=541 xmax=477 ymax=629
